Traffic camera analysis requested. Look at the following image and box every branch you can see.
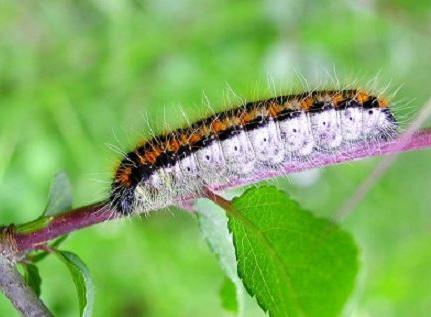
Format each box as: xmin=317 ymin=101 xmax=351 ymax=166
xmin=1 ymin=128 xmax=430 ymax=255
xmin=13 ymin=202 xmax=115 ymax=252
xmin=0 ymin=241 xmax=52 ymax=316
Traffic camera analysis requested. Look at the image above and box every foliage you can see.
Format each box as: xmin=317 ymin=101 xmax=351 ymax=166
xmin=55 ymin=251 xmax=94 ymax=317
xmin=196 ymin=198 xmax=244 ymax=314
xmin=219 ymin=277 xmax=238 ymax=313
xmin=228 ymin=187 xmax=358 ymax=316
xmin=43 ymin=172 xmax=73 ymax=217
xmin=22 ymin=264 xmax=42 ymax=298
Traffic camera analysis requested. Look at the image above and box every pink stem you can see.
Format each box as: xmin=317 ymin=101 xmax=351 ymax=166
xmin=13 ymin=202 xmax=115 ymax=252
xmin=210 ymin=128 xmax=431 ymax=191
xmin=10 ymin=128 xmax=431 ymax=253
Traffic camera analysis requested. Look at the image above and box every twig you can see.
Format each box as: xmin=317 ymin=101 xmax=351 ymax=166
xmin=13 ymin=202 xmax=114 ymax=252
xmin=0 ymin=256 xmax=52 ymax=317
xmin=202 ymin=188 xmax=232 ymax=211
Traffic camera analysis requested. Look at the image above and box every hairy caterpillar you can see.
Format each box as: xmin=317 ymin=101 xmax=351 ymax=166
xmin=110 ymin=89 xmax=397 ymax=215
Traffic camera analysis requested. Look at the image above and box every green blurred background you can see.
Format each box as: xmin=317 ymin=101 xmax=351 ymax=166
xmin=1 ymin=0 xmax=430 ymax=316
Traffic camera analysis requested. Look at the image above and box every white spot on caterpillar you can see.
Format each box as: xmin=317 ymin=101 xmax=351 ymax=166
xmin=248 ymin=119 xmax=285 ymax=165
xmin=196 ymin=140 xmax=225 ymax=171
xmin=362 ymin=108 xmax=392 ymax=138
xmin=340 ymin=107 xmax=363 ymax=141
xmin=221 ymin=130 xmax=255 ymax=175
xmin=179 ymin=153 xmax=199 ymax=178
xmin=196 ymin=140 xmax=227 ymax=183
xmin=177 ymin=153 xmax=202 ymax=196
xmin=278 ymin=112 xmax=314 ymax=156
xmin=310 ymin=107 xmax=342 ymax=148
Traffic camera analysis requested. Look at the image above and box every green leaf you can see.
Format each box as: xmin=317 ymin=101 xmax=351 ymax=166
xmin=43 ymin=172 xmax=73 ymax=216
xmin=219 ymin=277 xmax=238 ymax=313
xmin=228 ymin=186 xmax=359 ymax=317
xmin=55 ymin=250 xmax=94 ymax=317
xmin=196 ymin=198 xmax=243 ymax=314
xmin=23 ymin=263 xmax=42 ymax=297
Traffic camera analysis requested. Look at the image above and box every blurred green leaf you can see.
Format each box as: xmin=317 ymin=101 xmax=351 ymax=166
xmin=23 ymin=263 xmax=42 ymax=297
xmin=228 ymin=186 xmax=359 ymax=317
xmin=196 ymin=198 xmax=243 ymax=314
xmin=55 ymin=250 xmax=94 ymax=317
xmin=43 ymin=172 xmax=73 ymax=216
xmin=16 ymin=217 xmax=52 ymax=234
xmin=219 ymin=277 xmax=238 ymax=313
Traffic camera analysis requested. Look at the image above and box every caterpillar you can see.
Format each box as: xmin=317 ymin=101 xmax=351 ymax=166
xmin=110 ymin=89 xmax=397 ymax=215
